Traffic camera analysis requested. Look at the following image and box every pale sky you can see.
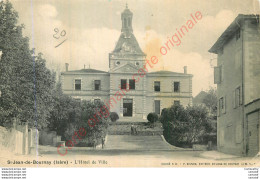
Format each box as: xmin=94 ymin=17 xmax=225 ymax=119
xmin=10 ymin=0 xmax=260 ymax=96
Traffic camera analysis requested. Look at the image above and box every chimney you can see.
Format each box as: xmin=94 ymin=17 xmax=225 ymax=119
xmin=184 ymin=66 xmax=187 ymax=74
xmin=65 ymin=63 xmax=69 ymax=72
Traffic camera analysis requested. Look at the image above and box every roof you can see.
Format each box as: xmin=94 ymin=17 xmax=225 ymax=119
xmin=122 ymin=6 xmax=133 ymax=16
xmin=147 ymin=70 xmax=192 ymax=76
xmin=62 ymin=68 xmax=108 ymax=74
xmin=112 ymin=32 xmax=145 ymax=55
xmin=193 ymin=91 xmax=208 ymax=104
xmin=209 ymin=14 xmax=259 ymax=54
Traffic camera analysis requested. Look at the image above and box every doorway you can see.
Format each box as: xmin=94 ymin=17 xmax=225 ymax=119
xmin=123 ymin=99 xmax=133 ymax=117
xmin=154 ymin=100 xmax=160 ymax=115
xmin=247 ymin=110 xmax=259 ymax=156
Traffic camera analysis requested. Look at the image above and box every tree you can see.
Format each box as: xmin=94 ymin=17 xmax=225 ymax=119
xmin=202 ymin=87 xmax=217 ymax=116
xmin=147 ymin=112 xmax=158 ymax=128
xmin=109 ymin=112 xmax=119 ymax=122
xmin=47 ymin=81 xmax=81 ymax=138
xmin=185 ymin=105 xmax=211 ymax=145
xmin=0 ymin=1 xmax=55 ymax=129
xmin=64 ymin=100 xmax=110 ymax=147
xmin=161 ymin=105 xmax=189 ymax=147
xmin=161 ymin=104 xmax=213 ymax=147
xmin=147 ymin=113 xmax=158 ymax=123
xmin=201 ymin=87 xmax=217 ymax=142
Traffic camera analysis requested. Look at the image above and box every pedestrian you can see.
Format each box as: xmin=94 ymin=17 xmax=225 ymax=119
xmin=102 ymin=137 xmax=105 ymax=149
xmin=131 ymin=125 xmax=134 ymax=135
xmin=93 ymin=138 xmax=97 ymax=149
xmin=134 ymin=125 xmax=137 ymax=135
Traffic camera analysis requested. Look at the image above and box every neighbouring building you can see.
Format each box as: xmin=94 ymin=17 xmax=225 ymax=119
xmin=209 ymin=14 xmax=260 ymax=156
xmin=61 ymin=5 xmax=193 ymax=121
xmin=193 ymin=91 xmax=208 ymax=106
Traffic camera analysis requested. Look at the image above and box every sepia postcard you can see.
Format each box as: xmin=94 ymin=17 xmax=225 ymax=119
xmin=0 ymin=0 xmax=260 ymax=168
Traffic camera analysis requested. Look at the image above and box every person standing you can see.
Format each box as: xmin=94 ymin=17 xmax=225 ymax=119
xmin=101 ymin=137 xmax=105 ymax=149
xmin=131 ymin=125 xmax=134 ymax=135
xmin=93 ymin=138 xmax=97 ymax=149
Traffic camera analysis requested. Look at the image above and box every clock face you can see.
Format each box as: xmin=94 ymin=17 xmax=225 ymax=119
xmin=116 ymin=61 xmax=120 ymax=66
xmin=122 ymin=42 xmax=131 ymax=52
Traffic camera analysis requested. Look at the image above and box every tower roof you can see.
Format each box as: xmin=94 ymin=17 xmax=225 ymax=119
xmin=121 ymin=3 xmax=133 ymax=15
xmin=112 ymin=5 xmax=144 ymax=55
xmin=113 ymin=32 xmax=144 ymax=54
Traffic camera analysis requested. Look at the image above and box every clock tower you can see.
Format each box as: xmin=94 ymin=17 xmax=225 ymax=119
xmin=108 ymin=4 xmax=147 ymax=119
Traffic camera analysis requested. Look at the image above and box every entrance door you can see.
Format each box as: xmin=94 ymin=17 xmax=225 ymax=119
xmin=123 ymin=99 xmax=133 ymax=117
xmin=155 ymin=100 xmax=160 ymax=115
xmin=247 ymin=111 xmax=259 ymax=156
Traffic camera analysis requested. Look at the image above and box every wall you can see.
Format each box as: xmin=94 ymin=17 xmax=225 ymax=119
xmin=244 ymin=20 xmax=260 ymax=105
xmin=146 ymin=73 xmax=192 ymax=115
xmin=62 ymin=73 xmax=110 ymax=101
xmin=216 ymin=26 xmax=244 ymax=156
xmin=0 ymin=124 xmax=38 ymax=155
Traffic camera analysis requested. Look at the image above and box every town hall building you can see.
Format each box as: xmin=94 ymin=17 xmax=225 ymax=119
xmin=61 ymin=5 xmax=193 ymax=121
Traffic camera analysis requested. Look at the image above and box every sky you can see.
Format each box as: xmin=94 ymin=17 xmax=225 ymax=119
xmin=10 ymin=0 xmax=260 ymax=96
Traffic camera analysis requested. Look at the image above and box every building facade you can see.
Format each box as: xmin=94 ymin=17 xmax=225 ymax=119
xmin=61 ymin=6 xmax=193 ymax=121
xmin=209 ymin=14 xmax=260 ymax=156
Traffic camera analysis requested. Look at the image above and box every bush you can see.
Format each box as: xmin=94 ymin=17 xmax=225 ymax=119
xmin=198 ymin=133 xmax=217 ymax=145
xmin=161 ymin=105 xmax=188 ymax=147
xmin=64 ymin=100 xmax=109 ymax=147
xmin=147 ymin=113 xmax=158 ymax=123
xmin=161 ymin=104 xmax=214 ymax=148
xmin=110 ymin=112 xmax=119 ymax=122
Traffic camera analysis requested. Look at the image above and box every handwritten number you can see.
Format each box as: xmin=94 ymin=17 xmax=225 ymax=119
xmin=53 ymin=28 xmax=60 ymax=39
xmin=53 ymin=28 xmax=67 ymax=48
xmin=60 ymin=30 xmax=66 ymax=37
xmin=53 ymin=28 xmax=66 ymax=39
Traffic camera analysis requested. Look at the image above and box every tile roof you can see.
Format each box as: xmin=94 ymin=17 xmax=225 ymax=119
xmin=147 ymin=70 xmax=192 ymax=76
xmin=62 ymin=68 xmax=108 ymax=74
xmin=209 ymin=14 xmax=259 ymax=54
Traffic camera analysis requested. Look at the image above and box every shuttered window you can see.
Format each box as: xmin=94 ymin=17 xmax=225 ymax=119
xmin=233 ymin=86 xmax=242 ymax=108
xmin=219 ymin=96 xmax=226 ymax=115
xmin=214 ymin=66 xmax=223 ymax=84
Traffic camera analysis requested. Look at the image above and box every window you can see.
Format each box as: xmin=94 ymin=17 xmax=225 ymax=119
xmin=218 ymin=97 xmax=226 ymax=115
xmin=154 ymin=81 xmax=160 ymax=92
xmin=124 ymin=18 xmax=127 ymax=28
xmin=174 ymin=82 xmax=180 ymax=92
xmin=129 ymin=79 xmax=135 ymax=90
xmin=94 ymin=80 xmax=101 ymax=90
xmin=94 ymin=99 xmax=101 ymax=104
xmin=174 ymin=100 xmax=180 ymax=105
xmin=75 ymin=98 xmax=81 ymax=103
xmin=121 ymin=79 xmax=127 ymax=89
xmin=214 ymin=65 xmax=223 ymax=84
xmin=219 ymin=97 xmax=224 ymax=110
xmin=75 ymin=79 xmax=81 ymax=90
xmin=233 ymin=86 xmax=242 ymax=108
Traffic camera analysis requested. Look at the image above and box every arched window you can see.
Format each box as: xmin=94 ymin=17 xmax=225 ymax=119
xmin=128 ymin=17 xmax=131 ymax=27
xmin=124 ymin=18 xmax=127 ymax=28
